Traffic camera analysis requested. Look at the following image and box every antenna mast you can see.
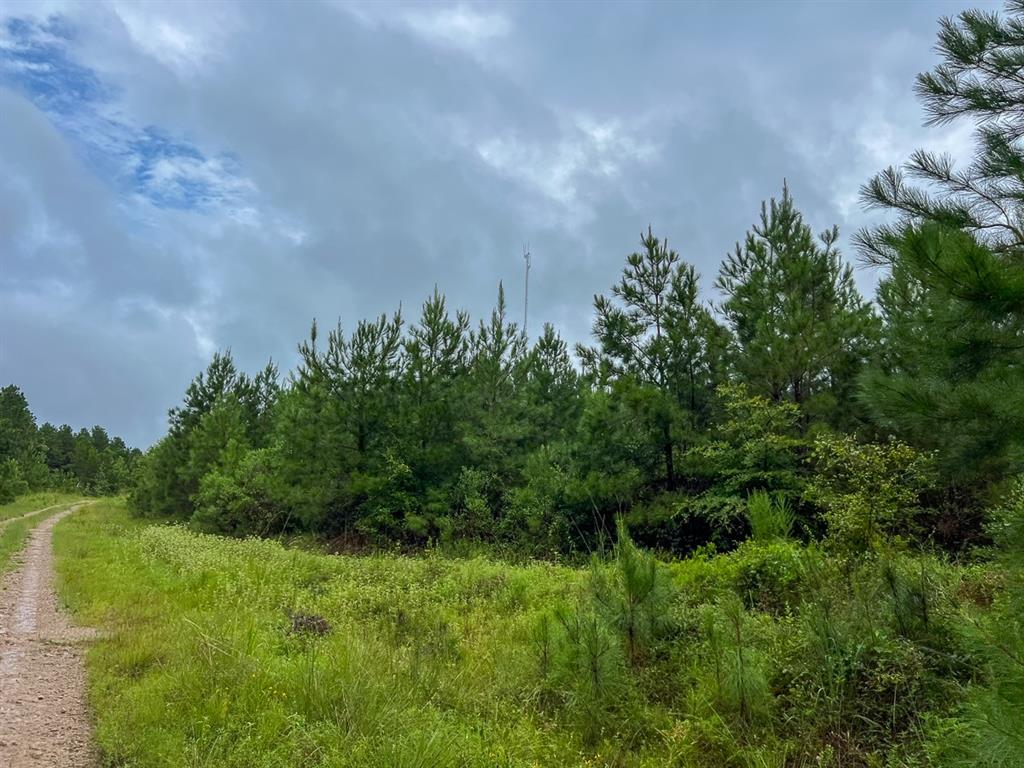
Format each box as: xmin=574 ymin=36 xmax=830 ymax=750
xmin=523 ymin=243 xmax=531 ymax=337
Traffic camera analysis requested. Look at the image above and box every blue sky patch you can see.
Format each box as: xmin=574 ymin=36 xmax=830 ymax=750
xmin=0 ymin=15 xmax=250 ymax=212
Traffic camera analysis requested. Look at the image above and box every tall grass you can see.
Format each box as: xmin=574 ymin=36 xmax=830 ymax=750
xmin=53 ymin=501 xmax=990 ymax=767
xmin=55 ymin=501 xmax=597 ymax=767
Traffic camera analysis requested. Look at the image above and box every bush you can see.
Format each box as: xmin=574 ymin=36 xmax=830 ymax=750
xmin=703 ymin=593 xmax=772 ymax=728
xmin=731 ymin=539 xmax=806 ymax=614
xmin=806 ymin=433 xmax=934 ymax=551
xmin=591 ymin=519 xmax=673 ymax=664
xmin=191 ymin=447 xmax=287 ymax=537
xmin=546 ymin=602 xmax=630 ymax=745
xmin=0 ymin=458 xmax=29 ymax=504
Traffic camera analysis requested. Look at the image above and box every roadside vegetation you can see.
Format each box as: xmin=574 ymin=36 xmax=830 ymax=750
xmin=55 ymin=497 xmax=1018 ymax=766
xmin=0 ymin=491 xmax=80 ymax=522
xmin=0 ymin=492 xmax=82 ymax=572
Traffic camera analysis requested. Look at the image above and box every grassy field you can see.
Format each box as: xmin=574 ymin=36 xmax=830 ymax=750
xmin=53 ymin=500 xmax=995 ymax=767
xmin=0 ymin=492 xmax=82 ymax=572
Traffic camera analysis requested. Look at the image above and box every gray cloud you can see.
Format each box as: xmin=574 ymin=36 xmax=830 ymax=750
xmin=0 ymin=0 xmax=984 ymax=446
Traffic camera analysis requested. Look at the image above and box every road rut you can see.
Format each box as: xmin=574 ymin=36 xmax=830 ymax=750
xmin=0 ymin=505 xmax=96 ymax=767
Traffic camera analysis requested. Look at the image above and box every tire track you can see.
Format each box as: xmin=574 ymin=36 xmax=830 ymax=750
xmin=0 ymin=504 xmax=97 ymax=767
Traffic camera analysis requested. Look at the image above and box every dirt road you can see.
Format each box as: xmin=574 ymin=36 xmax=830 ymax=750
xmin=0 ymin=505 xmax=96 ymax=767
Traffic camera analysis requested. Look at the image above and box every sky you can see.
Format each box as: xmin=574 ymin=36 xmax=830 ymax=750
xmin=0 ymin=0 xmax=989 ymax=448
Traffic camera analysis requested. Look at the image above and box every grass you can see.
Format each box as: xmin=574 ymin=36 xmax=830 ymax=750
xmin=55 ymin=500 xmax=598 ymax=767
xmin=0 ymin=492 xmax=83 ymax=572
xmin=53 ymin=501 xmax=994 ymax=767
xmin=0 ymin=490 xmax=81 ymax=522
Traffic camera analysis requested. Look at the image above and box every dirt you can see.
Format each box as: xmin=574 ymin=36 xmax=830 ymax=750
xmin=0 ymin=504 xmax=97 ymax=767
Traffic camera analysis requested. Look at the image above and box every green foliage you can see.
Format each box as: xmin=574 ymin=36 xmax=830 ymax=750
xmin=857 ymin=3 xmax=1024 ymax=495
xmin=934 ymin=478 xmax=1024 ymax=766
xmin=717 ymin=184 xmax=877 ymax=429
xmin=686 ymin=384 xmax=807 ymax=537
xmin=130 ymin=352 xmax=279 ymax=521
xmin=351 ymin=452 xmax=423 ymax=542
xmin=806 ymin=433 xmax=934 ymax=551
xmin=0 ymin=383 xmax=137 ymax=497
xmin=191 ymin=447 xmax=288 ymax=537
xmin=862 ymin=225 xmax=1024 ymax=494
xmin=592 ymin=520 xmax=672 ymax=665
xmin=58 ymin=480 xmax=1005 ymax=767
xmin=547 ymin=602 xmax=630 ymax=745
xmin=745 ymin=491 xmax=793 ymax=542
xmin=704 ymin=593 xmax=772 ymax=727
xmin=0 ymin=458 xmax=29 ymax=504
xmin=578 ymin=227 xmax=727 ymax=490
xmin=731 ymin=539 xmax=806 ymax=614
xmin=502 ymin=446 xmax=572 ymax=554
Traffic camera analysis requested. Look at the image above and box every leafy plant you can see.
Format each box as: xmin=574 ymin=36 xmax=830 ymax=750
xmin=806 ymin=433 xmax=934 ymax=551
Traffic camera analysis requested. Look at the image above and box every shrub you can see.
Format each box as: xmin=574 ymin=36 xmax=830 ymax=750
xmin=548 ymin=602 xmax=629 ymax=745
xmin=806 ymin=433 xmax=934 ymax=551
xmin=930 ymin=479 xmax=1024 ymax=765
xmin=746 ymin=490 xmax=794 ymax=541
xmin=591 ymin=519 xmax=673 ymax=664
xmin=704 ymin=593 xmax=771 ymax=727
xmin=731 ymin=539 xmax=806 ymax=614
xmin=0 ymin=458 xmax=29 ymax=504
xmin=191 ymin=447 xmax=287 ymax=537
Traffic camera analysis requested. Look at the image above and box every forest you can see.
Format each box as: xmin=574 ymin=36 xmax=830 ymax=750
xmin=0 ymin=383 xmax=139 ymax=502
xmin=5 ymin=3 xmax=1024 ymax=767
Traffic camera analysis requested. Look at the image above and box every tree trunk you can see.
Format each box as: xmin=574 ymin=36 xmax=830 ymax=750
xmin=663 ymin=419 xmax=675 ymax=490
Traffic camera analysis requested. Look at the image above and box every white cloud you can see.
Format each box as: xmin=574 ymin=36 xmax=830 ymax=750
xmin=109 ymin=1 xmax=239 ymax=78
xmin=142 ymin=154 xmax=256 ymax=205
xmin=474 ymin=114 xmax=659 ymax=228
xmin=338 ymin=1 xmax=512 ymax=64
xmin=401 ymin=4 xmax=509 ymax=52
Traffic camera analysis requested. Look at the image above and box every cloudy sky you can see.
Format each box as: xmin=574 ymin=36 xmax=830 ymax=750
xmin=0 ymin=0 xmax=986 ymax=447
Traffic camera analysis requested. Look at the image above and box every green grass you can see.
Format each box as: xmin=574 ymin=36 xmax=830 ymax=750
xmin=0 ymin=491 xmax=81 ymax=522
xmin=53 ymin=501 xmax=991 ymax=767
xmin=0 ymin=492 xmax=83 ymax=572
xmin=55 ymin=501 xmax=600 ymax=767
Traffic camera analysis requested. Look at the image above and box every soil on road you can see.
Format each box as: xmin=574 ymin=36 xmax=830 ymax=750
xmin=0 ymin=505 xmax=97 ymax=767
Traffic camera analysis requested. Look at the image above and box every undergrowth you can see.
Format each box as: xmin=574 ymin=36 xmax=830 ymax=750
xmin=54 ymin=501 xmax=996 ymax=767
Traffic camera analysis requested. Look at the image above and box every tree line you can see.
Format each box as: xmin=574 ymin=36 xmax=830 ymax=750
xmin=129 ymin=161 xmax=1016 ymax=557
xmin=0 ymin=384 xmax=140 ymax=502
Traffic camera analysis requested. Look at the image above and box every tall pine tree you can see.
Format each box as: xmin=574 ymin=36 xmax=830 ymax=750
xmin=717 ymin=184 xmax=876 ymax=429
xmin=579 ymin=228 xmax=726 ymax=490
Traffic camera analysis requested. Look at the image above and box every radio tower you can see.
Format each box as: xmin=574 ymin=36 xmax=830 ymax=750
xmin=522 ymin=244 xmax=531 ymax=337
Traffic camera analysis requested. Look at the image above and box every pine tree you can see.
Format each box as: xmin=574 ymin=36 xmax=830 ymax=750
xmin=857 ymin=3 xmax=1024 ymax=261
xmin=865 ymin=226 xmax=1024 ymax=487
xmin=462 ymin=283 xmax=529 ymax=485
xmin=717 ymin=184 xmax=877 ymax=429
xmin=401 ymin=288 xmax=471 ymax=496
xmin=0 ymin=384 xmax=47 ymax=487
xmin=522 ymin=323 xmax=582 ymax=448
xmin=857 ymin=3 xmax=1024 ymax=487
xmin=579 ymin=228 xmax=726 ymax=490
xmin=854 ymin=5 xmax=1024 ymax=761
